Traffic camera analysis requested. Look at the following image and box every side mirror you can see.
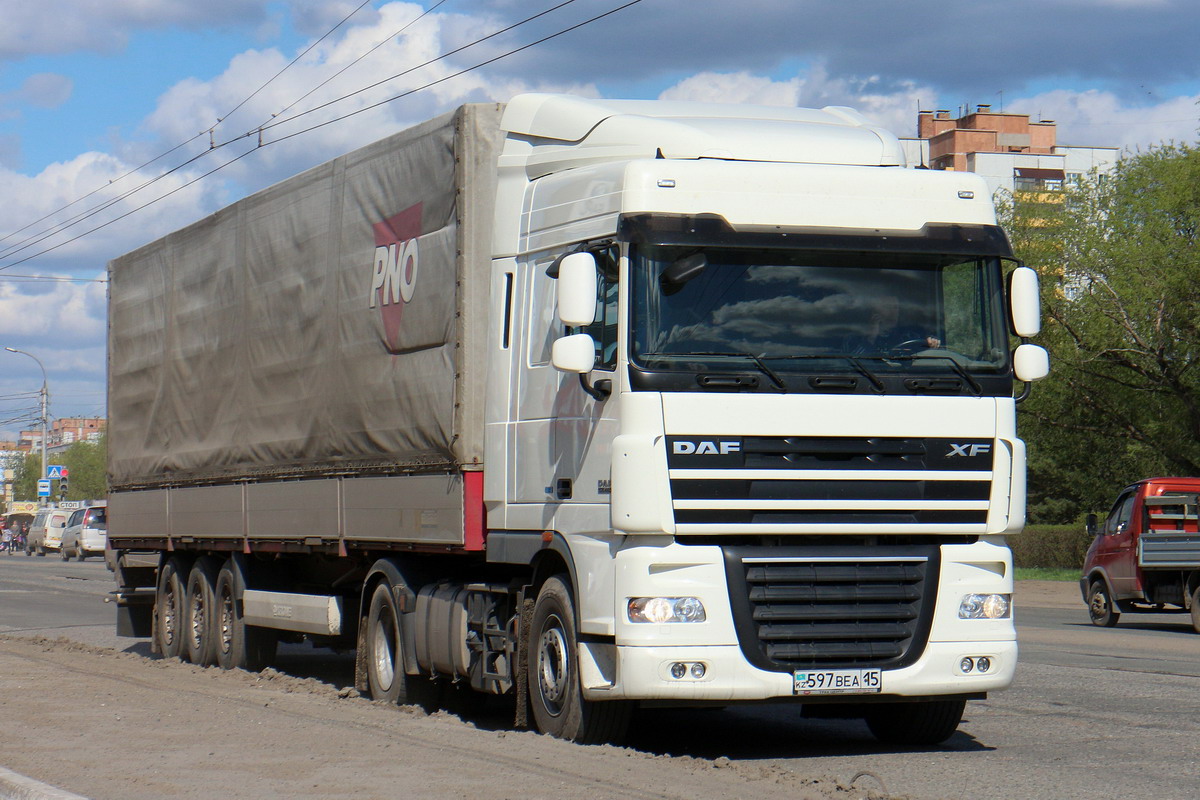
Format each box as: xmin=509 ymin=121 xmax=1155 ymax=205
xmin=1008 ymin=266 xmax=1042 ymax=338
xmin=556 ymin=252 xmax=597 ymax=327
xmin=1013 ymin=343 xmax=1049 ymax=382
xmin=1086 ymin=513 xmax=1098 ymax=537
xmin=552 ymin=333 xmax=596 ymax=374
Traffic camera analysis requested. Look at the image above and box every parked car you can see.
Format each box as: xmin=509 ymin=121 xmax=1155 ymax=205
xmin=26 ymin=508 xmax=71 ymax=556
xmin=1082 ymin=477 xmax=1200 ymax=632
xmin=61 ymin=503 xmax=107 ymax=561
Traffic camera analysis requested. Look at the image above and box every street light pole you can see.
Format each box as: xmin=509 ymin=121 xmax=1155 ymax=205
xmin=5 ymin=347 xmax=48 ymax=506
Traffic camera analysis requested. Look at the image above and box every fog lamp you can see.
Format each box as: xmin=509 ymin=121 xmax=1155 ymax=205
xmin=960 ymin=657 xmax=975 ymax=673
xmin=670 ymin=662 xmax=687 ymax=679
xmin=690 ymin=662 xmax=706 ymax=679
xmin=958 ymin=593 xmax=1011 ymax=619
xmin=976 ymin=656 xmax=992 ymax=673
xmin=628 ymin=597 xmax=707 ymax=623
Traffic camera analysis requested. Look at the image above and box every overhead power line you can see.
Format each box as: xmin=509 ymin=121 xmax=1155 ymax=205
xmin=0 ymin=1 xmax=382 ymax=263
xmin=0 ymin=0 xmax=645 ymax=273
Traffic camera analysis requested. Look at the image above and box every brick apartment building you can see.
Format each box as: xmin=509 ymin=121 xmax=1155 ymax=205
xmin=901 ymin=105 xmax=1118 ymax=197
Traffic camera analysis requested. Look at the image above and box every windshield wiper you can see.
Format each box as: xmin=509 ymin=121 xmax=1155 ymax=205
xmin=641 ymin=351 xmax=788 ymax=390
xmin=763 ymin=354 xmax=885 ymax=393
xmin=887 ymin=353 xmax=983 ymax=396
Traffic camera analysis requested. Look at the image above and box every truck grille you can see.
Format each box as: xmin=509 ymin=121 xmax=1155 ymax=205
xmin=723 ymin=546 xmax=939 ymax=671
xmin=668 ymin=436 xmax=993 ymax=530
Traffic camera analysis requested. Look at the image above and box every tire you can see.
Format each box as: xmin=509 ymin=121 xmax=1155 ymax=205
xmin=184 ymin=557 xmax=222 ymax=666
xmin=1087 ymin=579 xmax=1120 ymax=627
xmin=865 ymin=699 xmax=966 ymax=745
xmin=61 ymin=546 xmax=69 ymax=561
xmin=37 ymin=546 xmax=45 ymax=557
xmin=155 ymin=557 xmax=189 ymax=660
xmin=77 ymin=549 xmax=86 ymax=562
xmin=365 ymin=582 xmax=439 ymax=710
xmin=214 ymin=560 xmax=276 ymax=671
xmin=527 ymin=575 xmax=631 ymax=744
xmin=1190 ymin=585 xmax=1200 ymax=635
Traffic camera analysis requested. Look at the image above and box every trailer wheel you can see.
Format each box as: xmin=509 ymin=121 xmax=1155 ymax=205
xmin=214 ymin=560 xmax=276 ymax=671
xmin=185 ymin=557 xmax=221 ymax=666
xmin=528 ymin=575 xmax=631 ymax=744
xmin=365 ymin=582 xmax=439 ymax=710
xmin=155 ymin=557 xmax=188 ymax=660
xmin=1190 ymin=585 xmax=1200 ymax=635
xmin=864 ymin=699 xmax=966 ymax=745
xmin=1087 ymin=579 xmax=1119 ymax=627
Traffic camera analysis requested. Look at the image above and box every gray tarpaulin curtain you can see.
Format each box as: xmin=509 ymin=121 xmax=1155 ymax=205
xmin=108 ymin=105 xmax=503 ymax=490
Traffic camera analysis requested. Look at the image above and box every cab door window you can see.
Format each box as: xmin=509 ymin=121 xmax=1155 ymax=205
xmin=1105 ymin=492 xmax=1136 ymax=536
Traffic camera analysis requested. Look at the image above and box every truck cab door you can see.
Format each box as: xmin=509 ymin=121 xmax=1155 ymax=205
xmin=1099 ymin=490 xmax=1139 ymax=597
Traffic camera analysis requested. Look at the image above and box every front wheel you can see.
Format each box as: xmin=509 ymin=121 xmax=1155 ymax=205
xmin=1087 ymin=579 xmax=1120 ymax=627
xmin=864 ymin=699 xmax=966 ymax=745
xmin=527 ymin=575 xmax=631 ymax=744
xmin=61 ymin=547 xmax=69 ymax=561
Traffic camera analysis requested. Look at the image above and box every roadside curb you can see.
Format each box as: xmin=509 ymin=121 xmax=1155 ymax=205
xmin=0 ymin=767 xmax=89 ymax=800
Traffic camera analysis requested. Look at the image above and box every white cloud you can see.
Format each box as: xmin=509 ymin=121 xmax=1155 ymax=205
xmin=1007 ymin=89 xmax=1200 ymax=152
xmin=657 ymin=64 xmax=935 ymax=141
xmin=18 ymin=74 xmax=73 ymax=110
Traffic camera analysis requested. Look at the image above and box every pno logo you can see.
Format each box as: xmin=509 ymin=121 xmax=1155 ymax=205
xmin=368 ymin=204 xmax=422 ymax=351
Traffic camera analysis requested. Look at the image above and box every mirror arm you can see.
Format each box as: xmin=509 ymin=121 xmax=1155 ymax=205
xmin=1014 ymin=335 xmax=1036 ymax=404
xmin=579 ymin=374 xmax=612 ymax=401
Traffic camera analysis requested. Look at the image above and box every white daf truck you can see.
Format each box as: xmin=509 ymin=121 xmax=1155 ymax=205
xmin=108 ymin=94 xmax=1048 ymax=746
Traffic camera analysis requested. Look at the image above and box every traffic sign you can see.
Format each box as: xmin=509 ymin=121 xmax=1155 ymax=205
xmin=46 ymin=465 xmax=68 ymax=479
xmin=37 ymin=479 xmax=51 ymax=496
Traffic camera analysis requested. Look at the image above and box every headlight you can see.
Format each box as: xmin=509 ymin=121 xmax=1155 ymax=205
xmin=627 ymin=596 xmax=707 ymax=623
xmin=958 ymin=593 xmax=1011 ymax=619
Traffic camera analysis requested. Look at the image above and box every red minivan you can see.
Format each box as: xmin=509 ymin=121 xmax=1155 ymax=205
xmin=1081 ymin=477 xmax=1200 ymax=632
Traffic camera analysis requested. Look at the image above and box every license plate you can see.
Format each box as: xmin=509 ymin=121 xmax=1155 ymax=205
xmin=793 ymin=668 xmax=882 ymax=695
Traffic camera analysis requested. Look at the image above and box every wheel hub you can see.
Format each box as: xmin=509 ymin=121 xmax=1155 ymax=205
xmin=536 ymin=615 xmax=570 ymax=713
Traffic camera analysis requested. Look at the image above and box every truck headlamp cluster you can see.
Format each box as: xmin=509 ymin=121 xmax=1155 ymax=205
xmin=627 ymin=597 xmax=706 ymax=624
xmin=958 ymin=593 xmax=1011 ymax=619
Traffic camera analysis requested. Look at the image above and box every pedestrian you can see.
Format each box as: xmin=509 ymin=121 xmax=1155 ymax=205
xmin=1 ymin=525 xmax=11 ymax=554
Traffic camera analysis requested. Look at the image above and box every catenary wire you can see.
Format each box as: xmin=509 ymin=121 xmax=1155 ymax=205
xmin=0 ymin=1 xmax=381 ymax=259
xmin=0 ymin=0 xmax=644 ymax=272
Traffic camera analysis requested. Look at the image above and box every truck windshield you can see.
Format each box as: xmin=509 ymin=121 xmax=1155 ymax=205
xmin=630 ymin=244 xmax=1011 ymax=394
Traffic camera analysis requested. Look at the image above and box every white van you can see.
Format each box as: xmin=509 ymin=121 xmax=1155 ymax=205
xmin=27 ymin=508 xmax=71 ymax=556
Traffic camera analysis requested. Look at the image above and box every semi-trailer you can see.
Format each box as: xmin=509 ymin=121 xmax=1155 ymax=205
xmin=108 ymin=94 xmax=1049 ymax=745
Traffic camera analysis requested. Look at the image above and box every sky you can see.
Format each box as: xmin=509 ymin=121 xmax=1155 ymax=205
xmin=0 ymin=0 xmax=1198 ymax=433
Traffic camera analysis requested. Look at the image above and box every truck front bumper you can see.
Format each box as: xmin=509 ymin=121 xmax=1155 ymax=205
xmin=583 ymin=639 xmax=1016 ymax=702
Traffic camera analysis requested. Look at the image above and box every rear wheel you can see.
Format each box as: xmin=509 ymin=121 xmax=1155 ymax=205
xmin=1087 ymin=579 xmax=1119 ymax=627
xmin=155 ymin=557 xmax=189 ymax=659
xmin=865 ymin=699 xmax=966 ymax=745
xmin=185 ymin=557 xmax=221 ymax=666
xmin=527 ymin=575 xmax=631 ymax=744
xmin=214 ymin=560 xmax=276 ymax=671
xmin=365 ymin=582 xmax=439 ymax=710
xmin=77 ymin=549 xmax=86 ymax=562
xmin=1190 ymin=585 xmax=1200 ymax=635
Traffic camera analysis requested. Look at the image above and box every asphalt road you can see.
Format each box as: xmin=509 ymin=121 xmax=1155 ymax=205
xmin=2 ymin=554 xmax=1199 ymax=800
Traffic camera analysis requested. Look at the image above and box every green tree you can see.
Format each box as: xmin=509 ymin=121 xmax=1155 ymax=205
xmin=11 ymin=451 xmax=42 ymax=503
xmin=9 ymin=435 xmax=107 ymax=503
xmin=1003 ymin=143 xmax=1200 ymax=522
